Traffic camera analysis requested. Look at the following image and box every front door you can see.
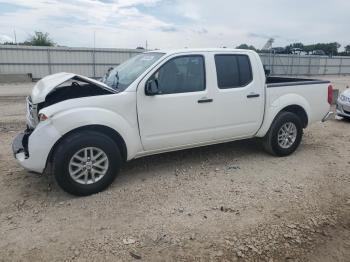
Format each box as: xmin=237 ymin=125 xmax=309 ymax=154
xmin=137 ymin=54 xmax=216 ymax=152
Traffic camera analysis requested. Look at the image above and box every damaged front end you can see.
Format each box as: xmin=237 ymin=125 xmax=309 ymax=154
xmin=27 ymin=72 xmax=116 ymax=129
xmin=12 ymin=128 xmax=32 ymax=158
xmin=12 ymin=72 xmax=117 ymax=172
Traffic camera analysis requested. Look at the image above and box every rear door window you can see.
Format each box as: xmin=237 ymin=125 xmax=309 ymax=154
xmin=215 ymin=55 xmax=253 ymax=89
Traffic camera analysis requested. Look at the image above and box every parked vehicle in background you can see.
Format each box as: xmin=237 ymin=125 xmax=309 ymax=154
xmin=336 ymin=87 xmax=350 ymax=120
xmin=12 ymin=49 xmax=333 ymax=196
xmin=271 ymin=47 xmax=286 ymax=54
xmin=312 ymin=50 xmax=326 ymax=56
xmin=291 ymin=48 xmax=305 ymax=55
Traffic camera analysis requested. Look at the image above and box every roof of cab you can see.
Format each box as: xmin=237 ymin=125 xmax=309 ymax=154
xmin=146 ymin=48 xmax=256 ymax=56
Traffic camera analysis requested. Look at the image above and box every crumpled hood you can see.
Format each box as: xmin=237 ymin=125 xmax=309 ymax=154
xmin=31 ymin=72 xmax=116 ymax=104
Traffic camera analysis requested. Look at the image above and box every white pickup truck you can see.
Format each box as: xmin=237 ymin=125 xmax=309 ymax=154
xmin=12 ymin=49 xmax=333 ymax=196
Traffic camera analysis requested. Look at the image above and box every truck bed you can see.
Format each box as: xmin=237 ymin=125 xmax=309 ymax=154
xmin=264 ymin=76 xmax=331 ymax=128
xmin=266 ymin=76 xmax=330 ymax=87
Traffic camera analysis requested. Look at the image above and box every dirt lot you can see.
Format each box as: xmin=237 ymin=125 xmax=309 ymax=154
xmin=0 ymin=76 xmax=350 ymax=261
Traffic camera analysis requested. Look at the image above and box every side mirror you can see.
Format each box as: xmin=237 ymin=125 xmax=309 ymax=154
xmin=145 ymin=79 xmax=159 ymax=96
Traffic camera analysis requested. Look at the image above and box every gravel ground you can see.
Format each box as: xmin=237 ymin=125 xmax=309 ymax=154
xmin=0 ymin=76 xmax=350 ymax=261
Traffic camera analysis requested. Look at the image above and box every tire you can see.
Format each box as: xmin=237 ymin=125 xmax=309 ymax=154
xmin=52 ymin=130 xmax=122 ymax=196
xmin=262 ymin=111 xmax=303 ymax=157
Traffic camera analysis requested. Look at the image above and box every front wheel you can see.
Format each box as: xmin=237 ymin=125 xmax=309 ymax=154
xmin=52 ymin=130 xmax=122 ymax=196
xmin=262 ymin=112 xmax=303 ymax=156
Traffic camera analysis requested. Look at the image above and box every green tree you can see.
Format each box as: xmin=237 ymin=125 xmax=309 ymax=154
xmin=303 ymin=42 xmax=340 ymax=56
xmin=285 ymin=43 xmax=304 ymax=54
xmin=236 ymin=44 xmax=256 ymax=51
xmin=2 ymin=42 xmax=16 ymax=45
xmin=345 ymin=45 xmax=350 ymax=54
xmin=24 ymin=31 xmax=55 ymax=46
xmin=303 ymin=44 xmax=314 ymax=55
xmin=291 ymin=42 xmax=304 ymax=49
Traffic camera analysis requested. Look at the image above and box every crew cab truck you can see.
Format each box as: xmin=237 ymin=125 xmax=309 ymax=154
xmin=12 ymin=49 xmax=333 ymax=196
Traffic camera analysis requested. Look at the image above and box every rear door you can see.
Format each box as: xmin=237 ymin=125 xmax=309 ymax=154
xmin=212 ymin=53 xmax=265 ymax=139
xmin=137 ymin=53 xmax=216 ymax=152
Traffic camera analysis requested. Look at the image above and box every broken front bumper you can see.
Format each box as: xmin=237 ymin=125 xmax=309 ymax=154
xmin=12 ymin=129 xmax=31 ymax=158
xmin=12 ymin=129 xmax=34 ymax=171
xmin=12 ymin=122 xmax=62 ymax=174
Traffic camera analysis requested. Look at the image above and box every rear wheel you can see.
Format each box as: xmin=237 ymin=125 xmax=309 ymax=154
xmin=262 ymin=111 xmax=303 ymax=156
xmin=52 ymin=130 xmax=122 ymax=196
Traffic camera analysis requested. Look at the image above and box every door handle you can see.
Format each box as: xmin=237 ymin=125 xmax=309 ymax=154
xmin=198 ymin=98 xmax=213 ymax=103
xmin=247 ymin=93 xmax=260 ymax=98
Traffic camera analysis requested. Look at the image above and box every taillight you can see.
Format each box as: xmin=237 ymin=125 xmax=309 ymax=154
xmin=328 ymin=85 xmax=333 ymax=105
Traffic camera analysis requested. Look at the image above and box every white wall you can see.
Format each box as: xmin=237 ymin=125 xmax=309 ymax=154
xmin=260 ymin=53 xmax=350 ymax=76
xmin=1 ymin=45 xmax=350 ymax=79
xmin=0 ymin=45 xmax=142 ymax=79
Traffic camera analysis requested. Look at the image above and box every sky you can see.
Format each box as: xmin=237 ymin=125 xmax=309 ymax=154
xmin=0 ymin=0 xmax=349 ymax=50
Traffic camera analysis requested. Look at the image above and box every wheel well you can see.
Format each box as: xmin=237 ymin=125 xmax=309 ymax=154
xmin=281 ymin=105 xmax=308 ymax=128
xmin=47 ymin=125 xmax=127 ymax=166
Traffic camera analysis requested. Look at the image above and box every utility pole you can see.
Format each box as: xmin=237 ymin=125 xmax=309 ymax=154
xmin=93 ymin=31 xmax=96 ymax=49
xmin=146 ymin=40 xmax=148 ymax=50
xmin=93 ymin=31 xmax=96 ymax=78
xmin=13 ymin=29 xmax=17 ymax=44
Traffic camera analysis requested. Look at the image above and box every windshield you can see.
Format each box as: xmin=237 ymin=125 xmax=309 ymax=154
xmin=101 ymin=52 xmax=164 ymax=91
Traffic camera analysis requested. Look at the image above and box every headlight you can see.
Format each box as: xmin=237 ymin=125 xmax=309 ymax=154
xmin=38 ymin=113 xmax=49 ymax=122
